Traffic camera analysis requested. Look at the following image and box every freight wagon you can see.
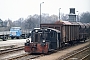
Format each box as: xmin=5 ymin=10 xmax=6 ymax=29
xmin=41 ymin=21 xmax=90 ymax=43
xmin=0 ymin=31 xmax=10 ymax=41
xmin=0 ymin=27 xmax=10 ymax=41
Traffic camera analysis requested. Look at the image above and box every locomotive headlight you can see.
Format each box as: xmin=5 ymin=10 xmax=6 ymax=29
xmin=35 ymin=30 xmax=38 ymax=32
xmin=43 ymin=40 xmax=45 ymax=42
xmin=41 ymin=40 xmax=46 ymax=46
xmin=26 ymin=39 xmax=30 ymax=43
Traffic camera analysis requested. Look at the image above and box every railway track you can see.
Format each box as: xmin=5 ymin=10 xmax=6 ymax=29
xmin=6 ymin=53 xmax=41 ymax=60
xmin=1 ymin=41 xmax=89 ymax=60
xmin=0 ymin=46 xmax=42 ymax=60
xmin=5 ymin=42 xmax=89 ymax=60
xmin=0 ymin=46 xmax=24 ymax=55
xmin=57 ymin=45 xmax=90 ymax=60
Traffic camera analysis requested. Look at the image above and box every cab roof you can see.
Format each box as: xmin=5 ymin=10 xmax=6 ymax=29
xmin=47 ymin=28 xmax=61 ymax=33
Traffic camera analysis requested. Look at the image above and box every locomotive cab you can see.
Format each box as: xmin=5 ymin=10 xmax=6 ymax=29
xmin=24 ymin=28 xmax=61 ymax=54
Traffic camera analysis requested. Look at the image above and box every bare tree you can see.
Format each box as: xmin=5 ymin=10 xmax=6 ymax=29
xmin=80 ymin=12 xmax=90 ymax=23
xmin=61 ymin=13 xmax=69 ymax=21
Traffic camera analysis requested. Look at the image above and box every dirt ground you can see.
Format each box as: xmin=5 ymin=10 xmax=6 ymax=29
xmin=35 ymin=41 xmax=90 ymax=60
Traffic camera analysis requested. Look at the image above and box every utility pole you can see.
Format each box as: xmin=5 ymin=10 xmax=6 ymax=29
xmin=59 ymin=8 xmax=61 ymax=20
xmin=40 ymin=2 xmax=44 ymax=27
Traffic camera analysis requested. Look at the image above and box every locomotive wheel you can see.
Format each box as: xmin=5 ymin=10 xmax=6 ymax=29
xmin=16 ymin=37 xmax=19 ymax=39
xmin=2 ymin=39 xmax=6 ymax=41
xmin=11 ymin=37 xmax=14 ymax=39
xmin=2 ymin=36 xmax=7 ymax=41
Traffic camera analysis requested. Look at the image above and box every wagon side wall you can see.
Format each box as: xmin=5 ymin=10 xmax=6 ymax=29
xmin=40 ymin=24 xmax=79 ymax=43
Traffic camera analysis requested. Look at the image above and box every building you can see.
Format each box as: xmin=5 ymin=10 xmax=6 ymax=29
xmin=0 ymin=19 xmax=3 ymax=27
xmin=68 ymin=8 xmax=76 ymax=22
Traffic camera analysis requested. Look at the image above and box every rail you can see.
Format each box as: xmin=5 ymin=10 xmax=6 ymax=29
xmin=57 ymin=45 xmax=90 ymax=60
xmin=0 ymin=46 xmax=24 ymax=55
xmin=6 ymin=53 xmax=41 ymax=60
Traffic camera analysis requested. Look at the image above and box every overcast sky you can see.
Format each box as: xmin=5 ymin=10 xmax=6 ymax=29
xmin=0 ymin=0 xmax=90 ymax=21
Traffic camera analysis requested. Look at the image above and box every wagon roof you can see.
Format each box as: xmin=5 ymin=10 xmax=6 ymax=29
xmin=41 ymin=21 xmax=90 ymax=28
xmin=62 ymin=21 xmax=72 ymax=25
xmin=83 ymin=23 xmax=90 ymax=28
xmin=87 ymin=23 xmax=90 ymax=27
xmin=76 ymin=22 xmax=85 ymax=28
xmin=55 ymin=20 xmax=72 ymax=25
xmin=70 ymin=22 xmax=80 ymax=25
xmin=55 ymin=20 xmax=79 ymax=25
